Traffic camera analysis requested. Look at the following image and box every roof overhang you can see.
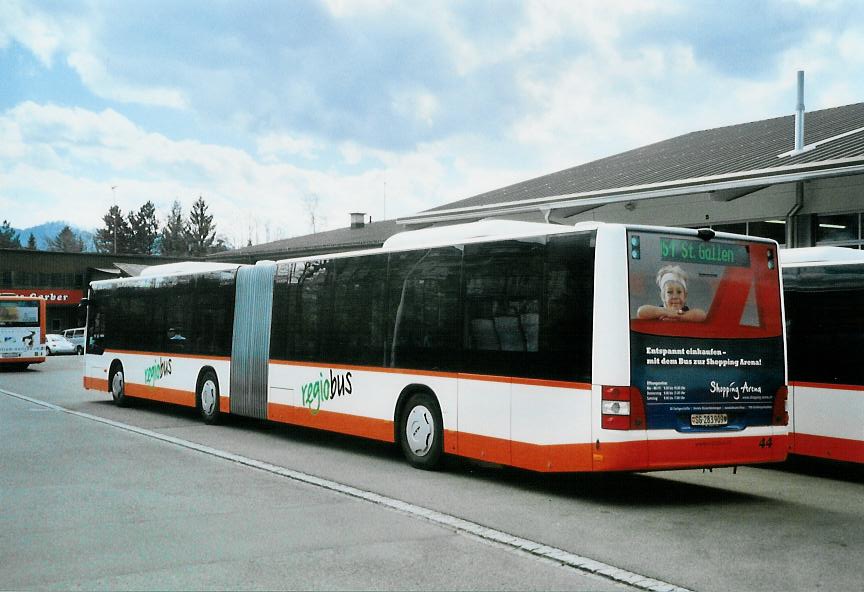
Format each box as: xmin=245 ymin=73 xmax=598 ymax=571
xmin=399 ymin=156 xmax=864 ymax=226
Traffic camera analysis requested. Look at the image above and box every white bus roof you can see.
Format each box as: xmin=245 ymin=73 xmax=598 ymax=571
xmin=91 ymin=261 xmax=243 ymax=288
xmin=779 ymin=246 xmax=864 ymax=266
xmin=381 ymin=219 xmax=575 ymax=250
xmin=137 ymin=262 xmax=242 ymax=277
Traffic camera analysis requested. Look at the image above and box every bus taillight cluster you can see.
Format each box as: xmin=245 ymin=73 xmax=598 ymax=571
xmin=601 ymin=386 xmax=646 ymax=430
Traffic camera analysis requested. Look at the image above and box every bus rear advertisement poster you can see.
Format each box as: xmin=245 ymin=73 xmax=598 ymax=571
xmin=628 ymin=231 xmax=785 ymax=432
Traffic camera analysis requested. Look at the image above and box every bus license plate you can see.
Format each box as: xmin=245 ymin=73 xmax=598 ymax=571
xmin=691 ymin=413 xmax=728 ymax=427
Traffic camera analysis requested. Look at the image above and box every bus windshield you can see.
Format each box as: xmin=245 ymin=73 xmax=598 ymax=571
xmin=0 ymin=300 xmax=40 ymax=327
xmin=627 ymin=231 xmax=785 ymax=431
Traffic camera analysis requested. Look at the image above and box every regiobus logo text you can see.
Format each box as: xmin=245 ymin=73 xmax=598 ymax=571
xmin=301 ymin=369 xmax=353 ymax=414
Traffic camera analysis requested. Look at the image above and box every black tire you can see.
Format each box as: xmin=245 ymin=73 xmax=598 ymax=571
xmin=76 ymin=345 xmax=84 ymax=355
xmin=109 ymin=363 xmax=130 ymax=407
xmin=45 ymin=347 xmax=52 ymax=356
xmin=197 ymin=370 xmax=221 ymax=425
xmin=399 ymin=391 xmax=443 ymax=470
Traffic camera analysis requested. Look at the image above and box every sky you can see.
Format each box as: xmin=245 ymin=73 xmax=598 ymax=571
xmin=2 ymin=0 xmax=864 ymax=248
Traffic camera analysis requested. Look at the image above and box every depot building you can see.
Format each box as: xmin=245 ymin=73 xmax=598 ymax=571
xmin=0 ymin=250 xmax=177 ymax=333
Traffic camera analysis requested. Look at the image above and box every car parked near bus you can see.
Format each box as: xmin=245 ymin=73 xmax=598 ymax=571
xmin=45 ymin=333 xmax=77 ymax=356
xmin=63 ymin=327 xmax=86 ymax=354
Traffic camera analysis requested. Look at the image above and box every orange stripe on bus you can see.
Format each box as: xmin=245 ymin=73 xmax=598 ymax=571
xmin=267 ymin=403 xmax=394 ymax=443
xmin=83 ymin=376 xmax=108 ymax=391
xmin=124 ymin=382 xmax=197 ymax=407
xmin=791 ymin=433 xmax=864 ymax=464
xmin=790 ymin=381 xmax=864 ymax=392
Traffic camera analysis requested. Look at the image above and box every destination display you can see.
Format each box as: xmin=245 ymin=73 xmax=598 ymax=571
xmin=659 ymin=238 xmax=750 ymax=267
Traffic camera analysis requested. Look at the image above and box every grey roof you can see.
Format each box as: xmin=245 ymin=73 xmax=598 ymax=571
xmin=212 ymin=219 xmax=405 ymax=261
xmin=416 ymin=102 xmax=864 ymax=218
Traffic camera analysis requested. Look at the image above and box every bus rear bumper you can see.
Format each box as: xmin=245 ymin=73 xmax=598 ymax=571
xmin=0 ymin=357 xmax=45 ymax=365
xmin=592 ymin=434 xmax=789 ymax=472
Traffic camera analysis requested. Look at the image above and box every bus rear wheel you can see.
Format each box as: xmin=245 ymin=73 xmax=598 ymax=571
xmin=197 ymin=370 xmax=221 ymax=425
xmin=399 ymin=392 xmax=443 ymax=470
xmin=110 ymin=363 xmax=130 ymax=407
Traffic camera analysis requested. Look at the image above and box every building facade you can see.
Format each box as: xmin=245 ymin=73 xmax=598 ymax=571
xmin=0 ymin=250 xmax=179 ymax=333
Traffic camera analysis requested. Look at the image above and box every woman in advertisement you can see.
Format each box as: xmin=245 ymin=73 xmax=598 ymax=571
xmin=636 ymin=265 xmax=707 ymax=322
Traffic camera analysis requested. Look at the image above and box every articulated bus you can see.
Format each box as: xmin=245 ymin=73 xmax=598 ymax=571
xmin=781 ymin=246 xmax=864 ymax=464
xmin=83 ymin=220 xmax=788 ymax=472
xmin=0 ymin=295 xmax=46 ymax=369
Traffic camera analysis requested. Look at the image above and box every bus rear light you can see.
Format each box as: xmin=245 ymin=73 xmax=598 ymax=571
xmin=602 ymin=386 xmax=646 ymax=430
xmin=773 ymin=385 xmax=788 ymax=426
xmin=601 ymin=400 xmax=630 ymax=415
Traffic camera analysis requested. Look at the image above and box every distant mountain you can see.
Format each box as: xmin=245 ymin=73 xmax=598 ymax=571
xmin=14 ymin=221 xmax=97 ymax=252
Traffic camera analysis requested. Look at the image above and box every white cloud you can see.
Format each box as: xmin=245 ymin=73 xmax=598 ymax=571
xmin=67 ymin=51 xmax=188 ymax=109
xmin=391 ymin=88 xmax=440 ymax=127
xmin=321 ymin=0 xmax=397 ymax=18
xmin=0 ymin=0 xmax=65 ymax=66
xmin=257 ymin=133 xmax=320 ymax=162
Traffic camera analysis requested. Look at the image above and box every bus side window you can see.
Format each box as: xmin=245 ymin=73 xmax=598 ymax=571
xmin=287 ymin=259 xmax=333 ymax=363
xmin=387 ymin=247 xmax=462 ymax=371
xmin=328 ymin=255 xmax=387 ymax=366
xmin=463 ymin=239 xmax=543 ymax=376
xmin=544 ymin=233 xmax=595 ymax=383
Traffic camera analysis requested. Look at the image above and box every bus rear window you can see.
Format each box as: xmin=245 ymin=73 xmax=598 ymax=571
xmin=628 ymin=232 xmax=782 ymax=339
xmin=0 ymin=301 xmax=39 ymax=327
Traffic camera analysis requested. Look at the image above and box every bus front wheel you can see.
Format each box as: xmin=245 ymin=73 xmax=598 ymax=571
xmin=110 ymin=363 xmax=130 ymax=407
xmin=399 ymin=392 xmax=443 ymax=470
xmin=197 ymin=370 xmax=221 ymax=425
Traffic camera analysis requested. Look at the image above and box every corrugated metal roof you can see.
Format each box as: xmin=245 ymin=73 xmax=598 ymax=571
xmin=421 ymin=102 xmax=864 ymax=215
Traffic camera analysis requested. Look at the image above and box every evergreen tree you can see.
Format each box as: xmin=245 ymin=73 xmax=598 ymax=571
xmin=26 ymin=233 xmax=37 ymax=250
xmin=187 ymin=196 xmax=216 ymax=256
xmin=159 ymin=200 xmax=189 ymax=256
xmin=128 ymin=201 xmax=160 ymax=254
xmin=0 ymin=220 xmax=21 ymax=249
xmin=47 ymin=225 xmax=85 ymax=252
xmin=94 ymin=205 xmax=133 ymax=254
xmin=210 ymin=236 xmax=233 ymax=254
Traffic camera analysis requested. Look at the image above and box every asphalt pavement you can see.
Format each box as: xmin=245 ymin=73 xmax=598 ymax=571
xmin=0 ymin=375 xmax=627 ymax=591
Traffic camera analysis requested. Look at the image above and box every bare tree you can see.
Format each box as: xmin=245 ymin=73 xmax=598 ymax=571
xmin=302 ymin=194 xmax=326 ymax=233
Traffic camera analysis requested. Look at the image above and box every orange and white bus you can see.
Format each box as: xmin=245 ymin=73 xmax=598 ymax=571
xmin=83 ymin=220 xmax=788 ymax=471
xmin=0 ymin=294 xmax=46 ymax=369
xmin=781 ymin=246 xmax=864 ymax=464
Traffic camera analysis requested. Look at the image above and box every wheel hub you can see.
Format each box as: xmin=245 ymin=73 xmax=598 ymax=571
xmin=201 ymin=380 xmax=217 ymax=415
xmin=405 ymin=405 xmax=434 ymax=457
xmin=112 ymin=372 xmax=124 ymax=396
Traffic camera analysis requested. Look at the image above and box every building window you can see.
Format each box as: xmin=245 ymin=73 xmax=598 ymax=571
xmin=708 ymin=220 xmax=786 ymax=247
xmin=747 ymin=220 xmax=787 ymax=245
xmin=815 ymin=213 xmax=861 ymax=248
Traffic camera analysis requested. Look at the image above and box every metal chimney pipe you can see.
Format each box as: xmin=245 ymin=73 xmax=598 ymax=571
xmin=794 ymin=70 xmax=805 ymax=152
